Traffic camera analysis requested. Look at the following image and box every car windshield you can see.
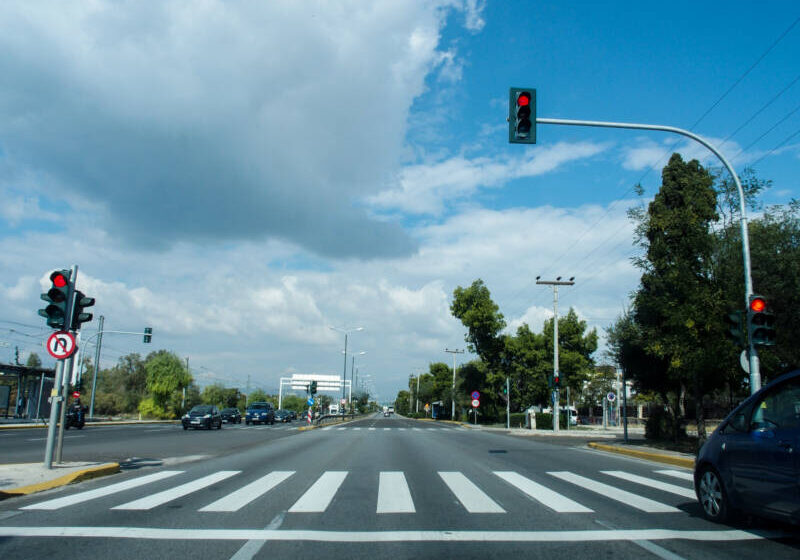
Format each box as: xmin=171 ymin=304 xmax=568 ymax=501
xmin=190 ymin=406 xmax=212 ymax=414
xmin=249 ymin=404 xmax=268 ymax=410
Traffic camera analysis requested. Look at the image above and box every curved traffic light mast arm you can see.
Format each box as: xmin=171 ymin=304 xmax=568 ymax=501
xmin=536 ymin=117 xmax=759 ymax=393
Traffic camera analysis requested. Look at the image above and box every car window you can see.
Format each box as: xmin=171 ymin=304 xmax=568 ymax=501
xmin=750 ymin=379 xmax=800 ymax=431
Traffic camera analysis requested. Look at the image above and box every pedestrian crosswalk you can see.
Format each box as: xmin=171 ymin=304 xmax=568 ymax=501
xmin=319 ymin=426 xmax=460 ymax=432
xmin=21 ymin=467 xmax=697 ymax=518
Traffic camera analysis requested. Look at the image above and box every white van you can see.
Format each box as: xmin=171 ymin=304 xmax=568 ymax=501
xmin=329 ymin=404 xmax=339 ymax=415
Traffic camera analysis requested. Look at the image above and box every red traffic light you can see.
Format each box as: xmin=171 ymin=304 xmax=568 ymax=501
xmin=51 ymin=272 xmax=68 ymax=288
xmin=517 ymin=92 xmax=531 ymax=107
xmin=750 ymin=297 xmax=766 ymax=313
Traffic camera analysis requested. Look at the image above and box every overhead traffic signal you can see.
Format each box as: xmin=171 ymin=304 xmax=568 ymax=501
xmin=310 ymin=381 xmax=318 ymax=395
xmin=509 ymin=87 xmax=536 ymax=144
xmin=724 ymin=310 xmax=745 ymax=347
xmin=71 ymin=291 xmax=95 ymax=330
xmin=747 ymin=295 xmax=775 ymax=346
xmin=143 ymin=327 xmax=152 ymax=343
xmin=38 ymin=270 xmax=72 ymax=329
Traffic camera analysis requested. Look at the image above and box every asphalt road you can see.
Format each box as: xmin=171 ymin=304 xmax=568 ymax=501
xmin=1 ymin=414 xmax=798 ymax=560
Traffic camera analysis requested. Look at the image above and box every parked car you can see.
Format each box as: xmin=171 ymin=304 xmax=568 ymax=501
xmin=220 ymin=407 xmax=242 ymax=424
xmin=275 ymin=409 xmax=292 ymax=422
xmin=289 ymin=410 xmax=297 ymax=420
xmin=245 ymin=402 xmax=275 ymax=425
xmin=182 ymin=404 xmax=223 ymax=430
xmin=695 ymin=369 xmax=800 ymax=524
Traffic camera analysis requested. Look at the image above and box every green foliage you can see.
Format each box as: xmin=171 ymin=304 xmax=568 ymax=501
xmin=395 ymin=390 xmax=411 ymax=415
xmin=509 ymin=412 xmax=526 ymax=427
xmin=201 ymin=383 xmax=241 ymax=408
xmin=143 ymin=350 xmax=191 ymax=417
xmin=247 ymin=389 xmax=269 ymax=404
xmin=281 ymin=394 xmax=307 ymax=412
xmin=26 ymin=353 xmax=42 ymax=368
xmin=645 ymin=407 xmax=686 ymax=440
xmin=138 ymin=397 xmax=172 ymax=420
xmin=451 ymin=279 xmax=506 ymax=368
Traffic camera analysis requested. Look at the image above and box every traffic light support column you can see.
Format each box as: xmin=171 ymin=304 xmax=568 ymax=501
xmin=535 ymin=117 xmax=758 ymax=394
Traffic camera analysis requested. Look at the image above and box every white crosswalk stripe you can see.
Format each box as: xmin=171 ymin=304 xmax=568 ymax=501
xmin=494 ymin=471 xmax=592 ymax=513
xmin=199 ymin=471 xmax=295 ymax=512
xmin=439 ymin=472 xmax=505 ymax=513
xmin=21 ymin=470 xmax=184 ymax=511
xmin=548 ymin=471 xmax=680 ymax=513
xmin=655 ymin=469 xmax=694 ymax=482
xmin=289 ymin=471 xmax=348 ymax=513
xmin=112 ymin=471 xmax=240 ymax=510
xmin=601 ymin=471 xmax=696 ymax=499
xmin=377 ymin=472 xmax=415 ymax=513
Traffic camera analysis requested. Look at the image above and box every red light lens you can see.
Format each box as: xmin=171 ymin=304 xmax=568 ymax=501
xmin=52 ymin=274 xmax=68 ymax=288
xmin=517 ymin=93 xmax=530 ymax=107
xmin=750 ymin=298 xmax=766 ymax=312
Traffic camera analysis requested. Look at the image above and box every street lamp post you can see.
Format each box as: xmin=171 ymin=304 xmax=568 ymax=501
xmin=330 ymin=326 xmax=363 ymax=405
xmin=445 ymin=348 xmax=465 ymax=420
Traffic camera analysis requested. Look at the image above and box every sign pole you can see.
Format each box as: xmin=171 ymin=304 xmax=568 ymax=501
xmin=54 ymin=354 xmax=74 ymax=463
xmin=43 ymin=360 xmax=64 ymax=469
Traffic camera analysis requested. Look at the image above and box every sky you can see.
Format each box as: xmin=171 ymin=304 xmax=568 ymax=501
xmin=1 ymin=1 xmax=798 ymax=404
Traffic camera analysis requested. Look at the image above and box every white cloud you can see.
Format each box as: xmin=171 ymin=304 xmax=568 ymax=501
xmin=367 ymin=141 xmax=608 ymax=215
xmin=0 ymin=1 xmax=484 ymax=258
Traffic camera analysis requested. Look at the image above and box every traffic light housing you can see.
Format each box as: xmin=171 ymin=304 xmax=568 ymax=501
xmin=310 ymin=381 xmax=318 ymax=395
xmin=509 ymin=87 xmax=536 ymax=144
xmin=748 ymin=295 xmax=776 ymax=346
xmin=724 ymin=310 xmax=745 ymax=347
xmin=143 ymin=327 xmax=152 ymax=343
xmin=553 ymin=372 xmax=561 ymax=388
xmin=71 ymin=290 xmax=95 ymax=330
xmin=38 ymin=270 xmax=72 ymax=329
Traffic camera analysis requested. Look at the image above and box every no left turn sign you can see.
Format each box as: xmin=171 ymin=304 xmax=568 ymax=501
xmin=46 ymin=331 xmax=77 ymax=360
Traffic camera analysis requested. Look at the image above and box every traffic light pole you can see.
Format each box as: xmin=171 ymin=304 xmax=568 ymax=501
xmin=536 ymin=117 xmax=759 ymax=394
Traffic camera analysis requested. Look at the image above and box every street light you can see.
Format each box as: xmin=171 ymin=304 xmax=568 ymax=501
xmin=329 ymin=326 xmax=363 ymax=405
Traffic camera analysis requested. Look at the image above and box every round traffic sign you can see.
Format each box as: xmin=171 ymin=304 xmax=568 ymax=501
xmin=46 ymin=331 xmax=77 ymax=360
xmin=607 ymin=392 xmax=616 ymax=402
xmin=471 ymin=391 xmax=480 ymax=400
xmin=471 ymin=398 xmax=480 ymax=408
xmin=307 ymin=397 xmax=314 ymax=406
xmin=72 ymin=391 xmax=81 ymax=399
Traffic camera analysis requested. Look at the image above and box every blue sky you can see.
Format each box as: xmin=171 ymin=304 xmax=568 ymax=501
xmin=0 ymin=1 xmax=798 ymax=402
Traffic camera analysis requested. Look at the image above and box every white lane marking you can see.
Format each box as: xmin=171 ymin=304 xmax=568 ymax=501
xmin=601 ymin=471 xmax=696 ymax=499
xmin=548 ymin=472 xmax=679 ymax=513
xmin=438 ymin=472 xmax=505 ymax=513
xmin=398 ymin=428 xmax=406 ymax=431
xmin=412 ymin=427 xmax=422 ymax=431
xmin=321 ymin=427 xmax=332 ymax=431
xmin=383 ymin=428 xmax=391 ymax=431
xmin=353 ymin=427 xmax=361 ymax=431
xmin=288 ymin=471 xmax=348 ymax=513
xmin=376 ymin=472 xmax=415 ymax=513
xmin=655 ymin=469 xmax=694 ymax=482
xmin=0 ymin=527 xmax=773 ymax=542
xmin=200 ymin=471 xmax=295 ymax=512
xmin=494 ymin=471 xmax=592 ymax=513
xmin=337 ymin=427 xmax=346 ymax=431
xmin=21 ymin=471 xmax=184 ymax=511
xmin=26 ymin=436 xmax=86 ymax=442
xmin=369 ymin=427 xmax=376 ymax=431
xmin=111 ymin=471 xmax=240 ymax=510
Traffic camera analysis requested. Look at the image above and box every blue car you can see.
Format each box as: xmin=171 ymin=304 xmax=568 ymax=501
xmin=695 ymin=369 xmax=800 ymax=524
xmin=245 ymin=402 xmax=275 ymax=425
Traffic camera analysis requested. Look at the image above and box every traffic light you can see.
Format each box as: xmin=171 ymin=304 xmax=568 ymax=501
xmin=553 ymin=372 xmax=561 ymax=388
xmin=509 ymin=87 xmax=536 ymax=144
xmin=748 ymin=295 xmax=776 ymax=346
xmin=724 ymin=310 xmax=745 ymax=347
xmin=38 ymin=270 xmax=72 ymax=329
xmin=143 ymin=327 xmax=152 ymax=343
xmin=310 ymin=381 xmax=318 ymax=395
xmin=71 ymin=291 xmax=95 ymax=330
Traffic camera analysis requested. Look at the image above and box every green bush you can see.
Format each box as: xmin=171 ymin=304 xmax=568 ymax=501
xmin=645 ymin=407 xmax=685 ymax=440
xmin=138 ymin=397 xmax=173 ymax=419
xmin=509 ymin=412 xmax=526 ymax=427
xmin=533 ymin=412 xmax=568 ymax=430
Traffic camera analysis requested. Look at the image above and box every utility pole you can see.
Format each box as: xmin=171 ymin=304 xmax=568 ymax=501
xmin=506 ymin=377 xmax=510 ymax=429
xmin=536 ymin=276 xmax=575 ymax=434
xmin=416 ymin=374 xmax=421 ymax=413
xmin=89 ymin=315 xmax=104 ymax=419
xmin=445 ymin=348 xmax=464 ymax=420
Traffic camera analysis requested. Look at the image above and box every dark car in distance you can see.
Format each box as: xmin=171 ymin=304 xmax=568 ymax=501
xmin=695 ymin=369 xmax=800 ymax=525
xmin=220 ymin=407 xmax=242 ymax=424
xmin=182 ymin=404 xmax=223 ymax=430
xmin=275 ymin=409 xmax=292 ymax=422
xmin=245 ymin=402 xmax=275 ymax=425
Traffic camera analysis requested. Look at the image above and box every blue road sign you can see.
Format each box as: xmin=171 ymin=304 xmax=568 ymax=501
xmin=307 ymin=397 xmax=314 ymax=406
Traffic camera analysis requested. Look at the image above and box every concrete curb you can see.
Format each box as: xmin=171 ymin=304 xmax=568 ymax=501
xmin=0 ymin=463 xmax=120 ymax=498
xmin=0 ymin=420 xmax=178 ymax=431
xmin=587 ymin=442 xmax=695 ymax=469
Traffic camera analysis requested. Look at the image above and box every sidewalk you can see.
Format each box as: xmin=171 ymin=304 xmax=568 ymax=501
xmin=0 ymin=419 xmax=176 ymax=430
xmin=0 ymin=462 xmax=120 ymax=499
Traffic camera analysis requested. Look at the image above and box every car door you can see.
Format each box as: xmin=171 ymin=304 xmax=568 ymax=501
xmin=726 ymin=378 xmax=800 ymax=518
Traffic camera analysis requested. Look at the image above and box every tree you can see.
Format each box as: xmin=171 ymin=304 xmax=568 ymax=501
xmin=631 ymin=153 xmax=726 ymax=443
xmin=247 ymin=389 xmax=269 ymax=404
xmin=201 ymin=383 xmax=241 ymax=408
xmin=451 ymin=280 xmax=506 ymax=369
xmin=143 ymin=350 xmax=192 ymax=417
xmin=26 ymin=353 xmax=42 ymax=368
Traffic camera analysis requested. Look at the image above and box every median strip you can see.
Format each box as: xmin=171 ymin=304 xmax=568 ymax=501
xmin=587 ymin=442 xmax=695 ymax=469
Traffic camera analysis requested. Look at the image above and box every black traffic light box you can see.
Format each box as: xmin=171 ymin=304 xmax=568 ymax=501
xmin=509 ymin=88 xmax=536 ymax=144
xmin=38 ymin=270 xmax=72 ymax=330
